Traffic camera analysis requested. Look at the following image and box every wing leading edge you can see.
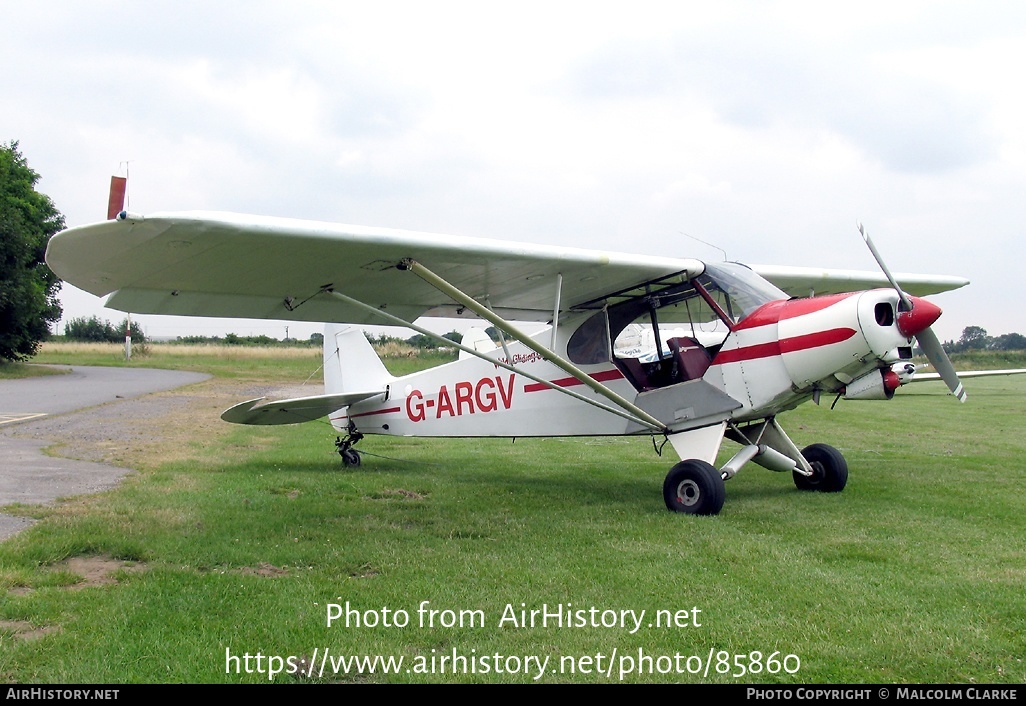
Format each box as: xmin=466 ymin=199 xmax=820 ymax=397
xmin=46 ymin=211 xmax=698 ymax=324
xmin=46 ymin=211 xmax=969 ymax=326
xmin=752 ymin=264 xmax=969 ymax=299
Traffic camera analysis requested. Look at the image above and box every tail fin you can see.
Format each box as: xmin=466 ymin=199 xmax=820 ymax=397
xmin=458 ymin=326 xmax=497 ymax=360
xmin=220 ymin=325 xmax=392 ymax=426
xmin=323 ymin=324 xmax=395 ymax=394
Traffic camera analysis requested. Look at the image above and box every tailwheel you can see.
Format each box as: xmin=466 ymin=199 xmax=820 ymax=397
xmin=335 ymin=425 xmax=365 ymax=468
xmin=793 ymin=443 xmax=848 ymax=492
xmin=663 ymin=459 xmax=725 ymax=515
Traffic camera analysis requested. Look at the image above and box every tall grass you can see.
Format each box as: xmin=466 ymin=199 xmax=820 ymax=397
xmin=945 ymin=349 xmax=1026 ymax=370
xmin=38 ymin=341 xmax=322 ymax=359
xmin=33 ymin=341 xmax=456 ymax=380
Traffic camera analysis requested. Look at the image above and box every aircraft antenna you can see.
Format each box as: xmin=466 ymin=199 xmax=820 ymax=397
xmin=680 ymin=231 xmax=727 ymax=261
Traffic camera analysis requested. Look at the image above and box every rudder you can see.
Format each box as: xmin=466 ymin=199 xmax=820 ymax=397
xmin=323 ymin=324 xmax=394 ymax=395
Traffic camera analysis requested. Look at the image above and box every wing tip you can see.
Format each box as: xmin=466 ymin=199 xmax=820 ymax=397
xmin=220 ymin=397 xmax=268 ymax=424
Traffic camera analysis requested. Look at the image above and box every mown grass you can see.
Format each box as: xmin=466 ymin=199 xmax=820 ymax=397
xmin=1 ymin=346 xmax=1024 ymax=683
xmin=0 ymin=361 xmax=68 ymax=380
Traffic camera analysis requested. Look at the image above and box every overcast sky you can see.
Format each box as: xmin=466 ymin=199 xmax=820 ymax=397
xmin=3 ymin=1 xmax=1024 ymax=342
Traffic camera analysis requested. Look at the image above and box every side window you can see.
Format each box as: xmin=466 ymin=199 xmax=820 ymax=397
xmin=566 ymin=298 xmax=649 ymax=365
xmin=566 ymin=309 xmax=611 ymax=365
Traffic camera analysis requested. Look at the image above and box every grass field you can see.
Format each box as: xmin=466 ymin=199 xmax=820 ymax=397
xmin=1 ymin=344 xmax=1024 ymax=683
xmin=0 ymin=361 xmax=68 ymax=380
xmin=31 ymin=341 xmax=456 ymax=381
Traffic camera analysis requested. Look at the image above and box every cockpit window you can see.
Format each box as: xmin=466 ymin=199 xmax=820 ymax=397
xmin=567 ymin=261 xmax=785 ymax=380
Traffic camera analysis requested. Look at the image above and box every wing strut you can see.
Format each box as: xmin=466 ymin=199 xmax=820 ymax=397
xmin=550 ymin=273 xmax=563 ymax=350
xmin=324 ymin=289 xmax=666 ymax=432
xmin=397 ymin=259 xmax=669 ymax=433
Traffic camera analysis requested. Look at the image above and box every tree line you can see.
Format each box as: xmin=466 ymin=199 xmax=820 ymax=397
xmin=62 ymin=316 xmax=146 ymax=343
xmin=368 ymin=331 xmax=464 ymax=349
xmin=942 ymin=326 xmax=1026 ymax=354
xmin=55 ymin=323 xmax=471 ymax=349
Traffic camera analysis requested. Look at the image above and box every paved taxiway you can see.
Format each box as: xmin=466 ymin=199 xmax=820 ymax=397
xmin=0 ymin=366 xmax=210 ymax=540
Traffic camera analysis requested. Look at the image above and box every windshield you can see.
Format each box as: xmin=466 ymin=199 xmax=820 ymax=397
xmin=702 ymin=261 xmax=787 ymax=320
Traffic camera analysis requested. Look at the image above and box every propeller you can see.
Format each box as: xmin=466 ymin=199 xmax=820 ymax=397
xmin=857 ymin=222 xmax=966 ymax=403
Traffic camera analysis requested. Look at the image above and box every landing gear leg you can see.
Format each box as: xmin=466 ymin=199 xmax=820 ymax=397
xmin=335 ymin=424 xmax=364 ymax=468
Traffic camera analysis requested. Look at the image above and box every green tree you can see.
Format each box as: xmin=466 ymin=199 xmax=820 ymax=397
xmin=119 ymin=317 xmax=145 ymax=344
xmin=406 ymin=333 xmax=439 ymax=349
xmin=64 ymin=315 xmax=145 ymax=343
xmin=957 ymin=325 xmax=990 ymax=351
xmin=990 ymin=332 xmax=1026 ymax=351
xmin=65 ymin=315 xmax=116 ymax=342
xmin=0 ymin=142 xmax=63 ymax=361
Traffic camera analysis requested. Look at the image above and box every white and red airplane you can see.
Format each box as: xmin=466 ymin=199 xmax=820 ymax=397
xmin=45 ymin=212 xmax=1015 ymax=515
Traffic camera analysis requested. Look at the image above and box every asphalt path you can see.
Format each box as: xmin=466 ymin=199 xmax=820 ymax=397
xmin=0 ymin=366 xmax=210 ymax=540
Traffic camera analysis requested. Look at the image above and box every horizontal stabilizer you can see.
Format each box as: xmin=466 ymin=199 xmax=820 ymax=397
xmin=221 ymin=390 xmax=385 ymax=425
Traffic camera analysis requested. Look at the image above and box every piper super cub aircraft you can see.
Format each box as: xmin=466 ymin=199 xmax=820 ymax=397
xmin=46 ymin=212 xmax=995 ymax=515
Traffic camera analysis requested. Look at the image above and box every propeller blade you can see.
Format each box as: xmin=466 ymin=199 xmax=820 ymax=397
xmin=857 ymin=222 xmax=913 ymax=311
xmin=916 ymin=326 xmax=967 ymax=403
xmin=856 ymin=222 xmax=965 ymax=403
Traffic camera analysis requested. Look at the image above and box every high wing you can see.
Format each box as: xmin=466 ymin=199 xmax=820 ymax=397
xmin=46 ymin=211 xmax=969 ymax=325
xmin=751 ymin=264 xmax=969 ymax=299
xmin=909 ymin=369 xmax=1026 ymax=383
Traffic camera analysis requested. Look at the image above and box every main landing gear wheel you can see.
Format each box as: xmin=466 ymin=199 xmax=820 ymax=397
xmin=793 ymin=443 xmax=848 ymax=492
xmin=663 ymin=459 xmax=725 ymax=515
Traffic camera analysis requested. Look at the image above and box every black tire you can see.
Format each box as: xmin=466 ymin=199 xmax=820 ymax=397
xmin=663 ymin=460 xmax=725 ymax=515
xmin=793 ymin=443 xmax=847 ymax=492
xmin=342 ymin=449 xmax=362 ymax=468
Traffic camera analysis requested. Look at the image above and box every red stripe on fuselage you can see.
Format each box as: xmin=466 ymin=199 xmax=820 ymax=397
xmin=350 ymin=406 xmax=402 ymax=419
xmin=734 ymin=292 xmax=859 ymax=331
xmin=712 ymin=328 xmax=857 ymax=365
xmin=523 ymin=368 xmax=624 ymax=393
